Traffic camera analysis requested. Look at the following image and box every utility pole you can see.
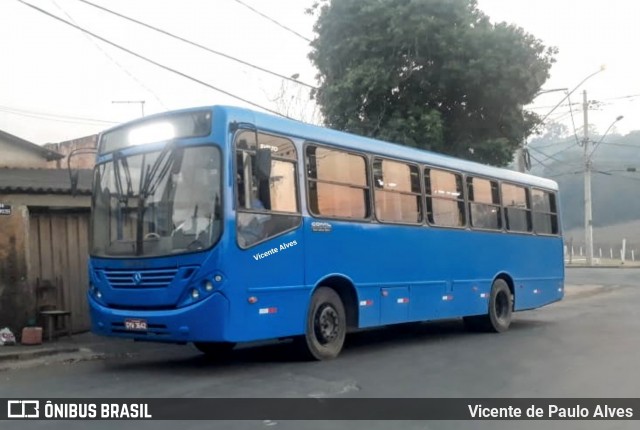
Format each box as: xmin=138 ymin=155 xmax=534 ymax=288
xmin=583 ymin=90 xmax=594 ymax=266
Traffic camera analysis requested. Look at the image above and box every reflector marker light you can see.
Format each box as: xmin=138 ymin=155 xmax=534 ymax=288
xmin=359 ymin=300 xmax=373 ymax=307
xmin=533 ymin=289 xmax=540 ymax=294
xmin=442 ymin=295 xmax=454 ymax=301
xmin=248 ymin=296 xmax=258 ymax=304
xmin=259 ymin=307 xmax=278 ymax=315
xmin=480 ymin=293 xmax=488 ymax=299
xmin=396 ymin=298 xmax=409 ymax=304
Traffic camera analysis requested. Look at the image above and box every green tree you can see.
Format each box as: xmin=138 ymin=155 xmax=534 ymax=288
xmin=309 ymin=0 xmax=557 ymax=166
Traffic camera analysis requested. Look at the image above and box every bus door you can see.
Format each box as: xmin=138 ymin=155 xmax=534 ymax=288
xmin=233 ymin=129 xmax=306 ymax=339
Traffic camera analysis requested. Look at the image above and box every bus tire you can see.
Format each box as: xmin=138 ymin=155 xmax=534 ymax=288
xmin=193 ymin=341 xmax=236 ymax=358
xmin=298 ymin=287 xmax=346 ymax=360
xmin=463 ymin=279 xmax=513 ymax=333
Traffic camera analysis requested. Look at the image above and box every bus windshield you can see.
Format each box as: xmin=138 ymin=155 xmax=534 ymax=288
xmin=91 ymin=145 xmax=222 ymax=257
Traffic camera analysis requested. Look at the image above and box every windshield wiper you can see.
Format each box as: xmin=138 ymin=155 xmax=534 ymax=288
xmin=135 ymin=142 xmax=177 ymax=255
xmin=112 ymin=150 xmax=134 ymax=240
xmin=112 ymin=151 xmax=134 ymax=203
xmin=141 ymin=143 xmax=176 ymax=199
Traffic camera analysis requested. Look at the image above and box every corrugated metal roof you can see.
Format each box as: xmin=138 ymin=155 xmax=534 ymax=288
xmin=0 ymin=168 xmax=93 ymax=195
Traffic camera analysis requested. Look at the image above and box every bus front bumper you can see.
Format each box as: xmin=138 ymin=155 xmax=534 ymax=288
xmin=88 ymin=292 xmax=230 ymax=343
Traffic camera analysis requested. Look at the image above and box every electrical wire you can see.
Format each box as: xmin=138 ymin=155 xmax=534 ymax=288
xmin=566 ymin=91 xmax=582 ymax=147
xmin=16 ymin=0 xmax=290 ymax=118
xmin=231 ymin=0 xmax=312 ymax=43
xmin=51 ymin=0 xmax=167 ymax=110
xmin=76 ymin=0 xmax=317 ymax=89
xmin=0 ymin=104 xmax=118 ymax=125
xmin=527 ymin=151 xmax=550 ymax=169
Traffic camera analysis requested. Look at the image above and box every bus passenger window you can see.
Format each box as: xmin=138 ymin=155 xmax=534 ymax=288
xmin=532 ymin=189 xmax=558 ymax=235
xmin=425 ymin=168 xmax=465 ymax=227
xmin=502 ymin=183 xmax=532 ymax=232
xmin=467 ymin=177 xmax=501 ymax=230
xmin=306 ymin=145 xmax=370 ymax=220
xmin=235 ymin=131 xmax=301 ymax=248
xmin=373 ymin=158 xmax=422 ymax=224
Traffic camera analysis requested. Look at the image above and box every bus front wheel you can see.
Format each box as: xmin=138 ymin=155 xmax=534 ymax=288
xmin=297 ymin=287 xmax=346 ymax=360
xmin=463 ymin=278 xmax=513 ymax=333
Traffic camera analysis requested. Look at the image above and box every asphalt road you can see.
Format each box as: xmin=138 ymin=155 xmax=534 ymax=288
xmin=1 ymin=268 xmax=639 ymax=430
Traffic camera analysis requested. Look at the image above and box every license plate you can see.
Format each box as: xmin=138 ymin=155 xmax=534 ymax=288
xmin=124 ymin=319 xmax=148 ymax=331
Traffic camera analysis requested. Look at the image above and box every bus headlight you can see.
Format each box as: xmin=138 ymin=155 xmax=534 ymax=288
xmin=191 ymin=289 xmax=200 ymax=300
xmin=204 ymin=280 xmax=214 ymax=292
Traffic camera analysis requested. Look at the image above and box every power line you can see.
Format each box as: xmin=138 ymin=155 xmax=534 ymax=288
xmin=566 ymin=91 xmax=582 ymax=147
xmin=527 ymin=150 xmax=550 ymax=169
xmin=528 ymin=145 xmax=566 ymax=164
xmin=598 ymin=141 xmax=640 ymax=149
xmin=52 ymin=0 xmax=167 ymax=109
xmin=76 ymin=0 xmax=317 ymax=89
xmin=527 ymin=102 xmax=581 ymax=111
xmin=231 ymin=0 xmax=312 ymax=43
xmin=0 ymin=104 xmax=118 ymax=125
xmin=599 ymin=93 xmax=640 ymax=101
xmin=17 ymin=0 xmax=289 ymax=118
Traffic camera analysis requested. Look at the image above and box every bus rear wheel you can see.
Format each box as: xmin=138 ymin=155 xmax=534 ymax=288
xmin=297 ymin=287 xmax=346 ymax=361
xmin=463 ymin=278 xmax=513 ymax=333
xmin=193 ymin=341 xmax=236 ymax=358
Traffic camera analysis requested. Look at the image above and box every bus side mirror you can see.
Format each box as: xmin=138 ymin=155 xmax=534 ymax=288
xmin=67 ymin=147 xmax=97 ymax=197
xmin=255 ymin=148 xmax=272 ymax=180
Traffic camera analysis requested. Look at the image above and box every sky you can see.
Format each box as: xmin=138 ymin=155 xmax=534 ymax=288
xmin=1 ymin=0 xmax=639 ymax=146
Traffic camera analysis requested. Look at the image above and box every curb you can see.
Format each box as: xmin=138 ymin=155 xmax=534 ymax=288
xmin=0 ymin=346 xmax=80 ymax=363
xmin=565 ymin=265 xmax=640 ymax=269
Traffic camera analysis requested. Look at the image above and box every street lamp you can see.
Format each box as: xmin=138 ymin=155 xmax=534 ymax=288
xmin=518 ymin=65 xmax=606 ymax=173
xmin=517 ymin=88 xmax=568 ymax=172
xmin=584 ymin=114 xmax=624 ymax=266
xmin=539 ymin=65 xmax=606 ymax=124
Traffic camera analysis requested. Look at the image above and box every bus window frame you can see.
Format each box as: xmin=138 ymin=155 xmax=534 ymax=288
xmin=371 ymin=156 xmax=424 ymax=226
xmin=304 ymin=142 xmax=373 ymax=223
xmin=423 ymin=164 xmax=469 ymax=230
xmin=466 ymin=174 xmax=505 ymax=233
xmin=530 ymin=187 xmax=560 ymax=237
xmin=233 ymin=128 xmax=303 ymax=250
xmin=499 ymin=180 xmax=534 ymax=235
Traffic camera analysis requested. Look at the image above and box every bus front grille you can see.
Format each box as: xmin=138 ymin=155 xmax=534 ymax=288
xmin=101 ymin=267 xmax=180 ymax=289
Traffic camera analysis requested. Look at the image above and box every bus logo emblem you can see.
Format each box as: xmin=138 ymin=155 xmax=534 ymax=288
xmin=132 ymin=272 xmax=143 ymax=285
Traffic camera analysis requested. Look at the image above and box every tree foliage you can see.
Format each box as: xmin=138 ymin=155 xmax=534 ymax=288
xmin=309 ymin=0 xmax=557 ymax=166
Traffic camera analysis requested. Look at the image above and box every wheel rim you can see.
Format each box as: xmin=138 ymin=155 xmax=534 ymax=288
xmin=314 ymin=304 xmax=340 ymax=345
xmin=494 ymin=290 xmax=510 ymax=322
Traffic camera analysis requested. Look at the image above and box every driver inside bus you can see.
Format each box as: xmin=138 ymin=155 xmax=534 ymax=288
xmin=237 ymin=186 xmax=271 ymax=247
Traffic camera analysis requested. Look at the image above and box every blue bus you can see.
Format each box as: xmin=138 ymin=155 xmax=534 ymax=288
xmin=88 ymin=105 xmax=564 ymax=360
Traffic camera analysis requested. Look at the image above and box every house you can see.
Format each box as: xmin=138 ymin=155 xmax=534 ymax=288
xmin=0 ymin=129 xmax=94 ymax=335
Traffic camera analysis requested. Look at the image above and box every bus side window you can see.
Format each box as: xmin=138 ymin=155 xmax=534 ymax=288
xmin=235 ymin=131 xmax=301 ymax=248
xmin=373 ymin=158 xmax=422 ymax=224
xmin=425 ymin=168 xmax=466 ymax=227
xmin=502 ymin=183 xmax=532 ymax=233
xmin=532 ymin=189 xmax=559 ymax=235
xmin=467 ymin=177 xmax=502 ymax=230
xmin=306 ymin=145 xmax=370 ymax=220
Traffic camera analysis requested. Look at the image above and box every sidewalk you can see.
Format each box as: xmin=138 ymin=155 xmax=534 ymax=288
xmin=0 ymin=283 xmax=616 ymax=370
xmin=0 ymin=331 xmax=184 ymax=371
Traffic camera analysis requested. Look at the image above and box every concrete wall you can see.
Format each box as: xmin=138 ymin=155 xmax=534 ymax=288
xmin=44 ymin=135 xmax=97 ymax=170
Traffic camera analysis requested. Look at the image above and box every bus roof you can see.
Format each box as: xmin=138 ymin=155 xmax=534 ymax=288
xmin=102 ymin=104 xmax=558 ymax=191
xmin=216 ymin=105 xmax=558 ymax=191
